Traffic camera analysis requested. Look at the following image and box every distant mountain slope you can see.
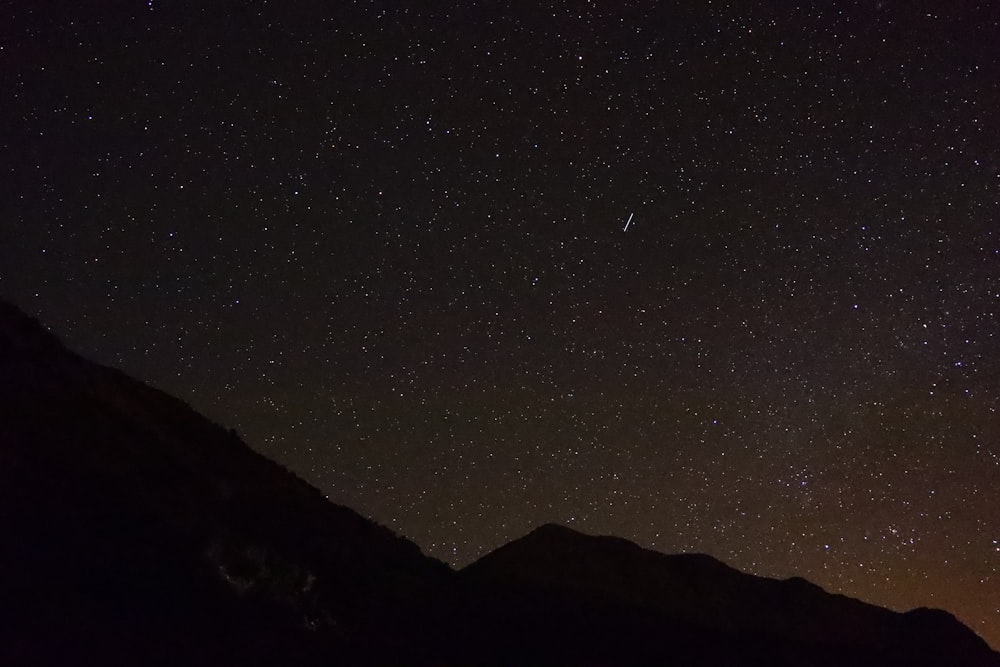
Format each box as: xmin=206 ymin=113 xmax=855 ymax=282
xmin=461 ymin=523 xmax=1000 ymax=667
xmin=0 ymin=300 xmax=451 ymax=666
xmin=1 ymin=298 xmax=997 ymax=666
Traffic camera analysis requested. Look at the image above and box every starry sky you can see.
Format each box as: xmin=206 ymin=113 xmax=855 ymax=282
xmin=4 ymin=0 xmax=1000 ymax=649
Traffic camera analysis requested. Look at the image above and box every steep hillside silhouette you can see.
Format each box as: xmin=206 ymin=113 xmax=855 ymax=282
xmin=1 ymin=298 xmax=997 ymax=666
xmin=0 ymin=300 xmax=452 ymax=666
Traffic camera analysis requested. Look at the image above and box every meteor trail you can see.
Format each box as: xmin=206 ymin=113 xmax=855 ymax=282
xmin=623 ymin=212 xmax=634 ymax=231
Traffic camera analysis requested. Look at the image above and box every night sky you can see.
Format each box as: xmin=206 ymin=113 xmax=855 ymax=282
xmin=5 ymin=0 xmax=1000 ymax=648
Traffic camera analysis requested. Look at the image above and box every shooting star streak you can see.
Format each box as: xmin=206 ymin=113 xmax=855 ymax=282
xmin=623 ymin=212 xmax=634 ymax=231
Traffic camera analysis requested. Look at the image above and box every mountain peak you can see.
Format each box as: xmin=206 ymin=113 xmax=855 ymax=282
xmin=525 ymin=522 xmax=591 ymax=541
xmin=3 ymin=300 xmax=997 ymax=666
xmin=532 ymin=521 xmax=577 ymax=534
xmin=463 ymin=524 xmax=1000 ymax=666
xmin=468 ymin=522 xmax=731 ymax=579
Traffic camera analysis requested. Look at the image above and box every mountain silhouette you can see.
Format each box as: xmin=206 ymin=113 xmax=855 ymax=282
xmin=461 ymin=522 xmax=1000 ymax=666
xmin=1 ymin=298 xmax=997 ymax=666
xmin=0 ymin=300 xmax=453 ymax=666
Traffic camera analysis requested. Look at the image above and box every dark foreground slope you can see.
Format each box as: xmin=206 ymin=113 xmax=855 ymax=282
xmin=461 ymin=523 xmax=1000 ymax=667
xmin=0 ymin=300 xmax=453 ymax=666
xmin=1 ymin=299 xmax=997 ymax=666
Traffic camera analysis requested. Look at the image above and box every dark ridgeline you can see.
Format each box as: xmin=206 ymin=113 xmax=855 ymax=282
xmin=459 ymin=523 xmax=999 ymax=666
xmin=0 ymin=299 xmax=455 ymax=666
xmin=0 ymin=298 xmax=997 ymax=666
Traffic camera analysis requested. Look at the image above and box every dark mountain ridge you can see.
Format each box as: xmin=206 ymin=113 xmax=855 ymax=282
xmin=0 ymin=300 xmax=453 ymax=665
xmin=1 ymin=299 xmax=997 ymax=666
xmin=461 ymin=522 xmax=997 ymax=665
